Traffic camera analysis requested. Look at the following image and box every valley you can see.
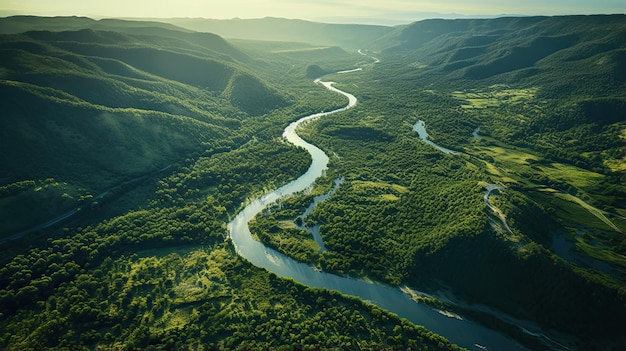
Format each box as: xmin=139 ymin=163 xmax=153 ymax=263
xmin=0 ymin=14 xmax=625 ymax=351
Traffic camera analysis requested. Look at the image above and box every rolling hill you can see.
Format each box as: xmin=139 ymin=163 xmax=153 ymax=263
xmin=374 ymin=15 xmax=626 ymax=83
xmin=0 ymin=16 xmax=468 ymax=351
xmin=0 ymin=15 xmax=193 ymax=34
xmin=0 ymin=25 xmax=289 ymax=236
xmin=0 ymin=14 xmax=625 ymax=351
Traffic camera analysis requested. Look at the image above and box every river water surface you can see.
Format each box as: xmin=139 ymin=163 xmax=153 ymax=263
xmin=228 ymin=72 xmax=528 ymax=350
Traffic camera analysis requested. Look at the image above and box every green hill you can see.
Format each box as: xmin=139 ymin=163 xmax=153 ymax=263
xmin=0 ymin=27 xmax=289 ymax=236
xmin=1 ymin=14 xmax=625 ymax=351
xmin=364 ymin=15 xmax=626 ymax=176
xmin=0 ymin=16 xmax=464 ymax=351
xmin=245 ymin=15 xmax=626 ymax=350
xmin=0 ymin=15 xmax=193 ymax=34
xmin=375 ymin=15 xmax=626 ymax=82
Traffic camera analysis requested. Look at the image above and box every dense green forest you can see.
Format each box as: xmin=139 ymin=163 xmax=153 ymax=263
xmin=1 ymin=14 xmax=625 ymax=350
xmin=0 ymin=17 xmax=462 ymax=351
xmin=249 ymin=14 xmax=626 ymax=350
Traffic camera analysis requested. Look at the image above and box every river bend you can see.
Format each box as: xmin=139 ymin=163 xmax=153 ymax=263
xmin=227 ymin=68 xmax=528 ymax=350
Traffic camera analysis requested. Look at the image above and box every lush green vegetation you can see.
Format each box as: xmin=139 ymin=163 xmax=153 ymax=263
xmin=0 ymin=23 xmax=352 ymax=236
xmin=249 ymin=14 xmax=626 ymax=350
xmin=250 ymin=194 xmax=324 ymax=264
xmin=0 ymin=132 xmax=460 ymax=349
xmin=0 ymin=17 xmax=464 ymax=351
xmin=1 ymin=14 xmax=625 ymax=351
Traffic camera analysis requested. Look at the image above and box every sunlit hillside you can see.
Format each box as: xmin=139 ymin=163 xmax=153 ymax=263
xmin=1 ymin=14 xmax=624 ymax=351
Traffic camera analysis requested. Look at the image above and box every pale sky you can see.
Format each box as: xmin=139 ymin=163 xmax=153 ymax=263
xmin=1 ymin=0 xmax=624 ymax=24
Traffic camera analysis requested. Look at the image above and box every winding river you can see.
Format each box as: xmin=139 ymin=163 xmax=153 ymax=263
xmin=413 ymin=120 xmax=459 ymax=155
xmin=227 ymin=69 xmax=529 ymax=350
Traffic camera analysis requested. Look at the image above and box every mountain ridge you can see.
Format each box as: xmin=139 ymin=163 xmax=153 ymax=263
xmin=0 ymin=26 xmax=291 ymax=236
xmin=0 ymin=14 xmax=624 ymax=351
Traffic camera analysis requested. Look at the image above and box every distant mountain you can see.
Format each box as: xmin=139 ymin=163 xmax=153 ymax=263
xmin=0 ymin=16 xmax=251 ymax=62
xmin=312 ymin=11 xmax=516 ymax=26
xmin=0 ymin=15 xmax=193 ymax=34
xmin=373 ymin=15 xmax=626 ymax=82
xmin=161 ymin=17 xmax=393 ymax=48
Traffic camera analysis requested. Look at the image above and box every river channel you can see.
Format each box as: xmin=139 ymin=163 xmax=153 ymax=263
xmin=227 ymin=71 xmax=528 ymax=350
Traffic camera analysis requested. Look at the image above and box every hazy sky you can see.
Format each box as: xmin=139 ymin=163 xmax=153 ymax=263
xmin=1 ymin=0 xmax=624 ymax=24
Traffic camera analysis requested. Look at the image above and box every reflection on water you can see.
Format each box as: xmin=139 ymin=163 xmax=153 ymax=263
xmin=413 ymin=120 xmax=459 ymax=155
xmin=228 ymin=75 xmax=528 ymax=351
xmin=295 ymin=177 xmax=344 ymax=251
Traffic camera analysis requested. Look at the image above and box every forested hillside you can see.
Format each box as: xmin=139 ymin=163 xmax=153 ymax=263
xmin=250 ymin=15 xmax=626 ymax=350
xmin=1 ymin=14 xmax=625 ymax=351
xmin=0 ymin=25 xmax=288 ymax=235
xmin=0 ymin=16 xmax=466 ymax=351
